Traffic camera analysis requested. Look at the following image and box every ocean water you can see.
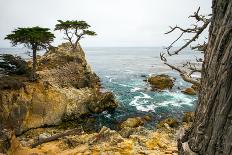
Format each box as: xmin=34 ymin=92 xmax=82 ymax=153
xmin=83 ymin=47 xmax=202 ymax=128
xmin=0 ymin=47 xmax=202 ymax=129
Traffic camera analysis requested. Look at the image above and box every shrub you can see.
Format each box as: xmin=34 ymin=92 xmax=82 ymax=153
xmin=0 ymin=54 xmax=29 ymax=75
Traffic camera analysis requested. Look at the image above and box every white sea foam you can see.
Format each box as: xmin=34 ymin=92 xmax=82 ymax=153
xmin=129 ymin=92 xmax=154 ymax=111
xmin=105 ymin=114 xmax=112 ymax=118
xmin=130 ymin=87 xmax=141 ymax=92
xmin=118 ymin=83 xmax=129 ymax=87
xmin=157 ymin=92 xmax=196 ymax=107
xmin=129 ymin=91 xmax=196 ymax=112
xmin=105 ymin=76 xmax=115 ymax=82
xmin=136 ymin=104 xmax=157 ymax=112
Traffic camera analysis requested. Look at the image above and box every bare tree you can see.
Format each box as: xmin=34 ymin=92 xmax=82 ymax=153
xmin=164 ymin=1 xmax=232 ymax=154
xmin=160 ymin=7 xmax=211 ymax=86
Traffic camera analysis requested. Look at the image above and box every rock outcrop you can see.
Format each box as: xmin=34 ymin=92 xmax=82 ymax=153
xmin=11 ymin=126 xmax=179 ymax=155
xmin=120 ymin=117 xmax=145 ymax=129
xmin=148 ymin=74 xmax=174 ymax=90
xmin=0 ymin=43 xmax=118 ymax=135
xmin=181 ymin=87 xmax=196 ymax=95
xmin=156 ymin=117 xmax=179 ymax=129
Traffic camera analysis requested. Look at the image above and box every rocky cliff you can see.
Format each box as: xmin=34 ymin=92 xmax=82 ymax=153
xmin=0 ymin=43 xmax=118 ymax=135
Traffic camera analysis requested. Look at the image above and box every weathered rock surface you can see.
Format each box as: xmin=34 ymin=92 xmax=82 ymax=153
xmin=120 ymin=117 xmax=145 ymax=129
xmin=156 ymin=117 xmax=179 ymax=129
xmin=11 ymin=126 xmax=179 ymax=155
xmin=0 ymin=43 xmax=118 ymax=135
xmin=148 ymin=74 xmax=174 ymax=90
xmin=181 ymin=87 xmax=196 ymax=95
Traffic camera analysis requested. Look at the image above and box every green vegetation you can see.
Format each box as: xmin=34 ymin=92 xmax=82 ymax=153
xmin=55 ymin=20 xmax=97 ymax=50
xmin=0 ymin=54 xmax=29 ymax=75
xmin=5 ymin=27 xmax=55 ymax=81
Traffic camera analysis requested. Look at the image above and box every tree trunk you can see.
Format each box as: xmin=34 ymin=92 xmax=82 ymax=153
xmin=186 ymin=0 xmax=232 ymax=154
xmin=31 ymin=48 xmax=37 ymax=81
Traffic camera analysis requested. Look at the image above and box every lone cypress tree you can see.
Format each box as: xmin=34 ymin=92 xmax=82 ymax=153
xmin=55 ymin=20 xmax=97 ymax=50
xmin=5 ymin=27 xmax=55 ymax=81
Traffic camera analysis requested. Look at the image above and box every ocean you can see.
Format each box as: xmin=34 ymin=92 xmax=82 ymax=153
xmin=0 ymin=47 xmax=202 ymax=129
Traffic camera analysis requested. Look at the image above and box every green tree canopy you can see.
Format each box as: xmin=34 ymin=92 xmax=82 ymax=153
xmin=55 ymin=20 xmax=97 ymax=50
xmin=5 ymin=27 xmax=55 ymax=50
xmin=5 ymin=26 xmax=55 ymax=81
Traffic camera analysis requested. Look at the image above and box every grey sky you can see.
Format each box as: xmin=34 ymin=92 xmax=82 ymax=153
xmin=0 ymin=0 xmax=211 ymax=47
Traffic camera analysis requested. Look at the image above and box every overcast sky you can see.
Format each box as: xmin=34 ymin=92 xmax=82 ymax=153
xmin=0 ymin=0 xmax=211 ymax=47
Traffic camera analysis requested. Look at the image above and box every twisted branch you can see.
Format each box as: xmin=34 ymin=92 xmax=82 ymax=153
xmin=165 ymin=7 xmax=211 ymax=56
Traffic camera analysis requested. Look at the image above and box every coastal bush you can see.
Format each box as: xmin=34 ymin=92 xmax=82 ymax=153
xmin=0 ymin=76 xmax=26 ymax=90
xmin=0 ymin=54 xmax=29 ymax=75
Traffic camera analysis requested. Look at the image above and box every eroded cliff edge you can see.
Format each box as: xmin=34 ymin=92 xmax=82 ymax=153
xmin=0 ymin=43 xmax=118 ymax=135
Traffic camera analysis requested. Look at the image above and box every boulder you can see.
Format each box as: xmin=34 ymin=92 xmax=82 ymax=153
xmin=120 ymin=117 xmax=145 ymax=129
xmin=181 ymin=88 xmax=196 ymax=95
xmin=148 ymin=74 xmax=174 ymax=90
xmin=156 ymin=118 xmax=179 ymax=129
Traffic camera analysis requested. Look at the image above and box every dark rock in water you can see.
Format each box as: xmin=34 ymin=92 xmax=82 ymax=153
xmin=143 ymin=79 xmax=147 ymax=82
xmin=156 ymin=117 xmax=179 ymax=129
xmin=147 ymin=74 xmax=174 ymax=90
xmin=0 ymin=43 xmax=118 ymax=135
xmin=140 ymin=74 xmax=147 ymax=78
xmin=181 ymin=88 xmax=196 ymax=95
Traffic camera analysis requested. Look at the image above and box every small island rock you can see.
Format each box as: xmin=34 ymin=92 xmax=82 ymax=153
xmin=148 ymin=74 xmax=174 ymax=90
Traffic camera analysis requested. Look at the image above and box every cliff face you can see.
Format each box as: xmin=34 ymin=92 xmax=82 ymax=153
xmin=0 ymin=43 xmax=118 ymax=135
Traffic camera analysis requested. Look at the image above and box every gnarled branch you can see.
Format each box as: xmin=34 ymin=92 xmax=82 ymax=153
xmin=164 ymin=7 xmax=211 ymax=56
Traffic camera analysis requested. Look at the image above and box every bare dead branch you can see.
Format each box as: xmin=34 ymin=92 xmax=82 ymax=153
xmin=167 ymin=20 xmax=210 ymax=56
xmin=164 ymin=7 xmax=211 ymax=56
xmin=160 ymin=54 xmax=200 ymax=86
xmin=164 ymin=62 xmax=200 ymax=86
xmin=31 ymin=127 xmax=83 ymax=148
xmin=191 ymin=42 xmax=208 ymax=52
xmin=160 ymin=52 xmax=167 ymax=62
xmin=159 ymin=7 xmax=209 ymax=85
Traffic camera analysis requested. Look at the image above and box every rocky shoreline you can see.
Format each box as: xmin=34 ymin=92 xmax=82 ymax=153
xmin=6 ymin=111 xmax=193 ymax=155
xmin=0 ymin=43 xmax=196 ymax=154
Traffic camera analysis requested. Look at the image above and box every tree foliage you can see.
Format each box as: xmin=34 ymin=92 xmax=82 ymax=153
xmin=54 ymin=20 xmax=97 ymax=50
xmin=5 ymin=27 xmax=55 ymax=81
xmin=5 ymin=27 xmax=55 ymax=50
